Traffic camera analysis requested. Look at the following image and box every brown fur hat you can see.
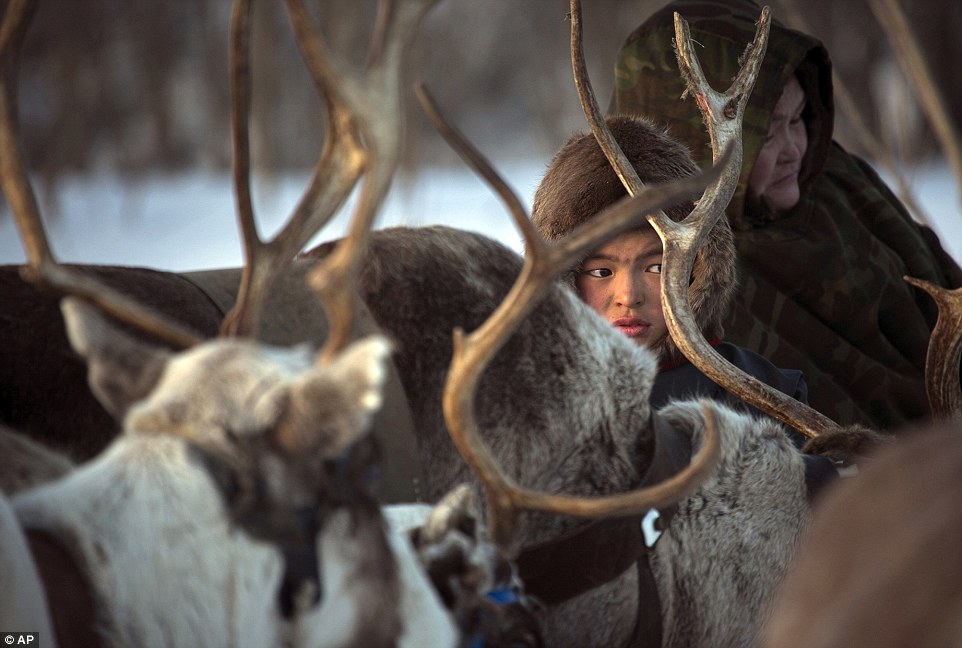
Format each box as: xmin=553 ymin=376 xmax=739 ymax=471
xmin=530 ymin=115 xmax=736 ymax=365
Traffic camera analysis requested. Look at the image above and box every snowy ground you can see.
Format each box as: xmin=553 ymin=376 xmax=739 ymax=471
xmin=1 ymin=158 xmax=959 ymax=271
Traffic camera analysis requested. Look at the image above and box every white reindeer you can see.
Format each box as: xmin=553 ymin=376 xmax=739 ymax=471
xmin=8 ymin=300 xmax=461 ymax=648
xmin=0 ymin=0 xmax=456 ymax=645
xmin=0 ymin=0 xmax=713 ymax=646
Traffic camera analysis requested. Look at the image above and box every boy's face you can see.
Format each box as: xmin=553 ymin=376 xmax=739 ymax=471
xmin=575 ymin=228 xmax=668 ymax=348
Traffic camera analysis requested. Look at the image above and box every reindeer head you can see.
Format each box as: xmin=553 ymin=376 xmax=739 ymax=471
xmin=61 ymin=295 xmax=390 ymax=505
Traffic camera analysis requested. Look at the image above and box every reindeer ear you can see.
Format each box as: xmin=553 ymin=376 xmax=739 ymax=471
xmin=270 ymin=335 xmax=392 ymax=457
xmin=60 ymin=297 xmax=171 ymax=422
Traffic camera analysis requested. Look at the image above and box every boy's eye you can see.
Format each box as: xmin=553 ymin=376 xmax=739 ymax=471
xmin=646 ymin=263 xmax=663 ymax=275
xmin=584 ymin=267 xmax=612 ymax=278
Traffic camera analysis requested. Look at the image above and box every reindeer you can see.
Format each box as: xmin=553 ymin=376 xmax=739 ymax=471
xmin=362 ymin=2 xmax=958 ymax=642
xmin=5 ymin=0 xmax=953 ymax=647
xmin=757 ymin=420 xmax=962 ymax=648
xmin=0 ymin=260 xmax=428 ymax=503
xmin=306 ymin=2 xmax=892 ymax=645
xmin=0 ymin=0 xmax=487 ymax=645
xmin=0 ymin=0 xmax=721 ymax=646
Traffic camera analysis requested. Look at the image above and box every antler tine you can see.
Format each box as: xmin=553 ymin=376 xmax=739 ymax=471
xmin=654 ymin=8 xmax=841 ymax=439
xmin=307 ymin=0 xmax=438 ymax=361
xmin=0 ymin=0 xmax=201 ymax=350
xmin=569 ymin=0 xmax=643 ymax=196
xmin=220 ymin=0 xmax=363 ymax=338
xmin=416 ymin=84 xmax=537 ymax=249
xmin=570 ymin=1 xmax=831 ymax=437
xmin=221 ymin=0 xmax=438 ymax=347
xmin=228 ymin=0 xmax=257 ymax=279
xmin=307 ymin=0 xmax=441 ymax=362
xmin=903 ymin=276 xmax=962 ymax=422
xmin=418 ymin=86 xmax=724 ymax=554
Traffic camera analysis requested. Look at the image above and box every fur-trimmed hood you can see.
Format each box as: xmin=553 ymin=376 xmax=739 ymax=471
xmin=530 ymin=115 xmax=736 ymax=366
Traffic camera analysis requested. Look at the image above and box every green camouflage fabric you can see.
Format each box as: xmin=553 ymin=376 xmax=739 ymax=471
xmin=612 ymin=0 xmax=962 ymax=430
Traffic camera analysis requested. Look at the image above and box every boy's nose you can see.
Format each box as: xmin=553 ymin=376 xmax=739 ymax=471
xmin=615 ymin=277 xmax=644 ymax=307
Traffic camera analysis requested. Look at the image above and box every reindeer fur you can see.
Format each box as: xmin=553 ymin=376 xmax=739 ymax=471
xmin=8 ymin=298 xmax=459 ymax=648
xmin=0 ymin=493 xmax=58 ymax=648
xmin=650 ymin=402 xmax=808 ymax=647
xmin=5 ymin=225 xmax=832 ymax=647
xmin=307 ymin=225 xmax=816 ymax=648
xmin=0 ymin=261 xmax=424 ymax=504
xmin=0 ymin=425 xmax=74 ymax=496
xmin=760 ymin=422 xmax=962 ymax=648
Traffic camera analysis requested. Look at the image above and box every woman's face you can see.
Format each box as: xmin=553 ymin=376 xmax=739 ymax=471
xmin=748 ymin=76 xmax=808 ymax=213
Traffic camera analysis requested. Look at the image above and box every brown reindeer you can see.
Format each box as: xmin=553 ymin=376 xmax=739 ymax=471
xmin=758 ymin=420 xmax=962 ymax=648
xmin=304 ymin=3 xmax=888 ymax=646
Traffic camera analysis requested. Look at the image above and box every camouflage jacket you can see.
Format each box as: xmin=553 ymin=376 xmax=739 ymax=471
xmin=611 ymin=0 xmax=962 ymax=430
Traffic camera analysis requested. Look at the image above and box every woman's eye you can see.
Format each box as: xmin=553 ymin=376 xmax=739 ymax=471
xmin=646 ymin=263 xmax=663 ymax=275
xmin=584 ymin=267 xmax=611 ymax=278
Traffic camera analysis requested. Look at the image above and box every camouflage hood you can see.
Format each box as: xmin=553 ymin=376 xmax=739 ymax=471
xmin=611 ymin=0 xmax=834 ymax=230
xmin=609 ymin=0 xmax=962 ymax=430
xmin=530 ymin=115 xmax=736 ymax=366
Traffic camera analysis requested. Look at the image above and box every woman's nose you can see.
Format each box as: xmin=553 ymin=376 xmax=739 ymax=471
xmin=786 ymin=136 xmax=803 ymax=160
xmin=781 ymin=126 xmax=806 ymax=162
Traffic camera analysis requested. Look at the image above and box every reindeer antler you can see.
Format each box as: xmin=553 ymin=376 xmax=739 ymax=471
xmin=658 ymin=8 xmax=844 ymax=438
xmin=572 ymin=1 xmax=839 ymax=439
xmin=418 ymin=84 xmax=724 ymax=553
xmin=904 ymin=276 xmax=962 ymax=422
xmin=222 ymin=0 xmax=439 ymax=356
xmin=658 ymin=8 xmax=834 ymax=438
xmin=221 ymin=0 xmax=363 ymax=341
xmin=3 ymin=0 xmax=437 ymax=363
xmin=303 ymin=0 xmax=440 ymax=362
xmin=0 ymin=0 xmax=202 ymax=349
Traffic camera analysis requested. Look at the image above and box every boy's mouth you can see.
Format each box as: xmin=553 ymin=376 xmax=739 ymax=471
xmin=612 ymin=317 xmax=649 ymax=338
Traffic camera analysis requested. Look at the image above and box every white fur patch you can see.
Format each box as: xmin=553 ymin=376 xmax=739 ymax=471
xmin=0 ymin=493 xmax=57 ymax=646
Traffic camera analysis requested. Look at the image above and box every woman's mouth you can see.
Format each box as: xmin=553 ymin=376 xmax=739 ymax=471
xmin=774 ymin=169 xmax=799 ymax=187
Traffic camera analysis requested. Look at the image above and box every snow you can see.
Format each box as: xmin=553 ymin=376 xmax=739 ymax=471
xmin=1 ymin=158 xmax=959 ymax=271
xmin=0 ymin=162 xmax=537 ymax=272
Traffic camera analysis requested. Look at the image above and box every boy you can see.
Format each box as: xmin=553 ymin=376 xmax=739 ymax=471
xmin=531 ymin=115 xmax=808 ymax=445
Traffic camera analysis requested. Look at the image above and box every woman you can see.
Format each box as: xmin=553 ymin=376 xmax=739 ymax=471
xmin=611 ymin=0 xmax=962 ymax=430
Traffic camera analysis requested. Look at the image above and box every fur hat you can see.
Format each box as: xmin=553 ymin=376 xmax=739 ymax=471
xmin=530 ymin=115 xmax=736 ymax=365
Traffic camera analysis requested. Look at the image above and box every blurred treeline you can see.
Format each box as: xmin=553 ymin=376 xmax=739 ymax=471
xmin=5 ymin=0 xmax=961 ymax=193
